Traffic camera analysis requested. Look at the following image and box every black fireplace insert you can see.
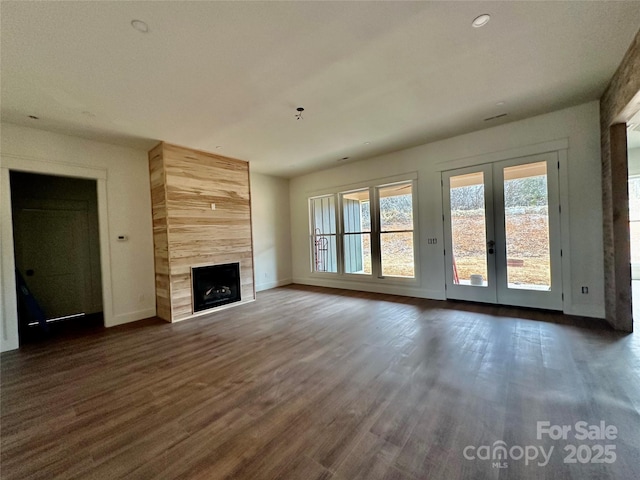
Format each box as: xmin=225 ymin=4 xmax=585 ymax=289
xmin=192 ymin=263 xmax=240 ymax=312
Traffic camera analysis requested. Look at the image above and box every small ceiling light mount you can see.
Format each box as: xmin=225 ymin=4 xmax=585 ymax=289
xmin=131 ymin=19 xmax=149 ymax=33
xmin=28 ymin=115 xmax=39 ymax=120
xmin=364 ymin=142 xmax=371 ymax=145
xmin=472 ymin=14 xmax=491 ymax=28
xmin=295 ymin=107 xmax=304 ymax=120
xmin=484 ymin=113 xmax=508 ymax=122
xmin=496 ymin=101 xmax=506 ymax=107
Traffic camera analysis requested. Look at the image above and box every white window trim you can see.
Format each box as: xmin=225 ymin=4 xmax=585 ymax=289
xmin=308 ymin=194 xmax=338 ymax=274
xmin=307 ymin=173 xmax=420 ymax=286
xmin=339 ymin=187 xmax=374 ymax=278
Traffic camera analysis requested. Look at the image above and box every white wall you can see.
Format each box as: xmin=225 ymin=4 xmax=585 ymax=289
xmin=250 ymin=172 xmax=292 ymax=291
xmin=629 ymin=147 xmax=640 ymax=176
xmin=290 ymin=101 xmax=605 ymax=318
xmin=1 ymin=123 xmax=156 ymax=351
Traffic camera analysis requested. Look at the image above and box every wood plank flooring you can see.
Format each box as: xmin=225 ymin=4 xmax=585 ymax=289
xmin=1 ymin=285 xmax=639 ymax=479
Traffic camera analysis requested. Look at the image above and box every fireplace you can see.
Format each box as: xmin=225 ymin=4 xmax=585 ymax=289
xmin=192 ymin=263 xmax=241 ymax=312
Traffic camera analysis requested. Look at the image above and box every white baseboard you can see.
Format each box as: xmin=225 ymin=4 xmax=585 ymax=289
xmin=0 ymin=337 xmax=19 ymax=353
xmin=292 ymin=277 xmax=608 ymax=321
xmin=565 ymin=304 xmax=606 ymax=319
xmin=256 ymin=278 xmax=293 ymax=292
xmin=292 ymin=276 xmax=445 ymax=300
xmin=107 ymin=307 xmax=157 ymax=327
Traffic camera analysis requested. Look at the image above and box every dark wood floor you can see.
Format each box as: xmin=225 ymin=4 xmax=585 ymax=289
xmin=1 ymin=285 xmax=639 ymax=480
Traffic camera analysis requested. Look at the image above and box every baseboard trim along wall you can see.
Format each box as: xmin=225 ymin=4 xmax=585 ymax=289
xmin=293 ymin=277 xmax=606 ymax=320
xmin=292 ymin=277 xmax=445 ymax=301
xmin=565 ymin=304 xmax=606 ymax=320
xmin=108 ymin=308 xmax=157 ymax=328
xmin=256 ymin=278 xmax=293 ymax=292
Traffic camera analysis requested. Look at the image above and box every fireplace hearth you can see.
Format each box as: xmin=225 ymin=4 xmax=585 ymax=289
xmin=192 ymin=263 xmax=241 ymax=312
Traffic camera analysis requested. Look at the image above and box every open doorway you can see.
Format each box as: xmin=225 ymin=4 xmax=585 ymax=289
xmin=10 ymin=172 xmax=104 ymax=343
xmin=628 ymin=111 xmax=640 ymax=328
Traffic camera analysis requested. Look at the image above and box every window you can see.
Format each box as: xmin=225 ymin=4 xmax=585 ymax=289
xmin=308 ymin=177 xmax=416 ymax=279
xmin=310 ymin=195 xmax=337 ymax=272
xmin=341 ymin=189 xmax=371 ymax=274
xmin=378 ymin=182 xmax=415 ymax=278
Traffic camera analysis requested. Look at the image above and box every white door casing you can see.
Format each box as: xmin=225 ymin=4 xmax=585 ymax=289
xmin=443 ymin=153 xmax=563 ymax=310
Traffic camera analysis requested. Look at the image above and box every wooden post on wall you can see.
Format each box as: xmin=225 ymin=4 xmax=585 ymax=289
xmin=610 ymin=123 xmax=632 ymax=328
xmin=600 ymin=28 xmax=640 ymax=332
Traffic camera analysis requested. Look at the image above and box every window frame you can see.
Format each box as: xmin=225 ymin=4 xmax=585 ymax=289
xmin=376 ymin=179 xmax=418 ymax=280
xmin=339 ymin=187 xmax=373 ymax=277
xmin=308 ymin=194 xmax=338 ymax=274
xmin=307 ymin=173 xmax=419 ymax=285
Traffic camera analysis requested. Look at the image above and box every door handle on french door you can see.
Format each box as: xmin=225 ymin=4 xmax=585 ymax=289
xmin=487 ymin=240 xmax=495 ymax=254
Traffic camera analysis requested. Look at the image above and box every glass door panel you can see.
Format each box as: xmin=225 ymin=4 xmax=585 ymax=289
xmin=449 ymin=171 xmax=489 ymax=287
xmin=443 ymin=165 xmax=497 ymax=303
xmin=443 ymin=154 xmax=562 ymax=310
xmin=494 ymin=155 xmax=562 ymax=310
xmin=503 ymin=161 xmax=551 ymax=290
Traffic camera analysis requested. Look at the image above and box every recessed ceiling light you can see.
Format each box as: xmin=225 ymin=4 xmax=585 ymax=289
xmin=496 ymin=101 xmax=505 ymax=106
xmin=364 ymin=142 xmax=371 ymax=145
xmin=472 ymin=14 xmax=491 ymax=28
xmin=131 ymin=20 xmax=149 ymax=33
xmin=28 ymin=115 xmax=39 ymax=120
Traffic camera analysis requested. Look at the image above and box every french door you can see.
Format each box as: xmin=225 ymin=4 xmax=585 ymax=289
xmin=442 ymin=153 xmax=563 ymax=310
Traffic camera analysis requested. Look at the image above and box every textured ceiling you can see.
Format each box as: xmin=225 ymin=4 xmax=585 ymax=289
xmin=2 ymin=1 xmax=640 ymax=177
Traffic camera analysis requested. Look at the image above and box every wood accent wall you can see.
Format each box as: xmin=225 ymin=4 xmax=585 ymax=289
xmin=600 ymin=27 xmax=640 ymax=332
xmin=148 ymin=142 xmax=255 ymax=322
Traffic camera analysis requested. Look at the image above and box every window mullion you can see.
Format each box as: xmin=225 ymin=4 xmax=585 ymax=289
xmin=336 ymin=193 xmax=344 ymax=274
xmin=371 ymin=186 xmax=382 ymax=278
xmin=380 ymin=229 xmax=414 ymax=234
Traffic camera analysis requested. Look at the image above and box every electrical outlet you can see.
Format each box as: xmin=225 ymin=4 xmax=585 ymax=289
xmin=581 ymin=286 xmax=589 ymax=294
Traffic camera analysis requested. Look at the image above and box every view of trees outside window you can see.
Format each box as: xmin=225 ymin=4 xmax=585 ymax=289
xmin=379 ymin=183 xmax=414 ymax=277
xmin=503 ymin=164 xmax=551 ymax=288
xmin=449 ymin=171 xmax=488 ymax=285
